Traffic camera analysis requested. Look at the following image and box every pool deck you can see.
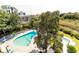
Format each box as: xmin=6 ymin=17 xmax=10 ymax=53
xmin=0 ymin=30 xmax=39 ymax=53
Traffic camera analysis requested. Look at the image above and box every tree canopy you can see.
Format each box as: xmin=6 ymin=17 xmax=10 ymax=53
xmin=0 ymin=10 xmax=20 ymax=37
xmin=29 ymin=11 xmax=61 ymax=52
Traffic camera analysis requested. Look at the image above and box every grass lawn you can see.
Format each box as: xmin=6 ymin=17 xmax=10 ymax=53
xmin=59 ymin=31 xmax=79 ymax=53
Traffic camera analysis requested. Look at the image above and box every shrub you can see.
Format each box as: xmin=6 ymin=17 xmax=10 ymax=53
xmin=75 ymin=34 xmax=79 ymax=39
xmin=62 ymin=27 xmax=71 ymax=35
xmin=67 ymin=45 xmax=76 ymax=53
xmin=58 ymin=32 xmax=64 ymax=37
xmin=53 ymin=39 xmax=63 ymax=52
xmin=70 ymin=31 xmax=77 ymax=36
xmin=54 ymin=48 xmax=62 ymax=53
xmin=60 ymin=26 xmax=79 ymax=40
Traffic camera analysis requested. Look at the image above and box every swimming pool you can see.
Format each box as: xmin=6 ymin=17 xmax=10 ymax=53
xmin=14 ymin=30 xmax=37 ymax=46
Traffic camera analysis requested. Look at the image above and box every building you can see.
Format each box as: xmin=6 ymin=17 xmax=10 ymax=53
xmin=18 ymin=11 xmax=31 ymax=23
xmin=1 ymin=5 xmax=18 ymax=13
xmin=18 ymin=11 xmax=26 ymax=16
xmin=0 ymin=5 xmax=32 ymax=23
xmin=18 ymin=11 xmax=28 ymax=21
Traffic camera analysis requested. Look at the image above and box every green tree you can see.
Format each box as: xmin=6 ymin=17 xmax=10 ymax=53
xmin=35 ymin=11 xmax=60 ymax=52
xmin=7 ymin=13 xmax=20 ymax=31
xmin=29 ymin=11 xmax=62 ymax=53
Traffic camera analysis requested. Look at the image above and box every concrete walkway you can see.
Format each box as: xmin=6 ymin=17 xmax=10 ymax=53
xmin=62 ymin=36 xmax=76 ymax=53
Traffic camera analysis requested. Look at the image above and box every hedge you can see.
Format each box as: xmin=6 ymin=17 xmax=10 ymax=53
xmin=67 ymin=45 xmax=76 ymax=53
xmin=60 ymin=26 xmax=79 ymax=40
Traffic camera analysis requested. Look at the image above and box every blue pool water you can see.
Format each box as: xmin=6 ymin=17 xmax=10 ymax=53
xmin=14 ymin=31 xmax=37 ymax=46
